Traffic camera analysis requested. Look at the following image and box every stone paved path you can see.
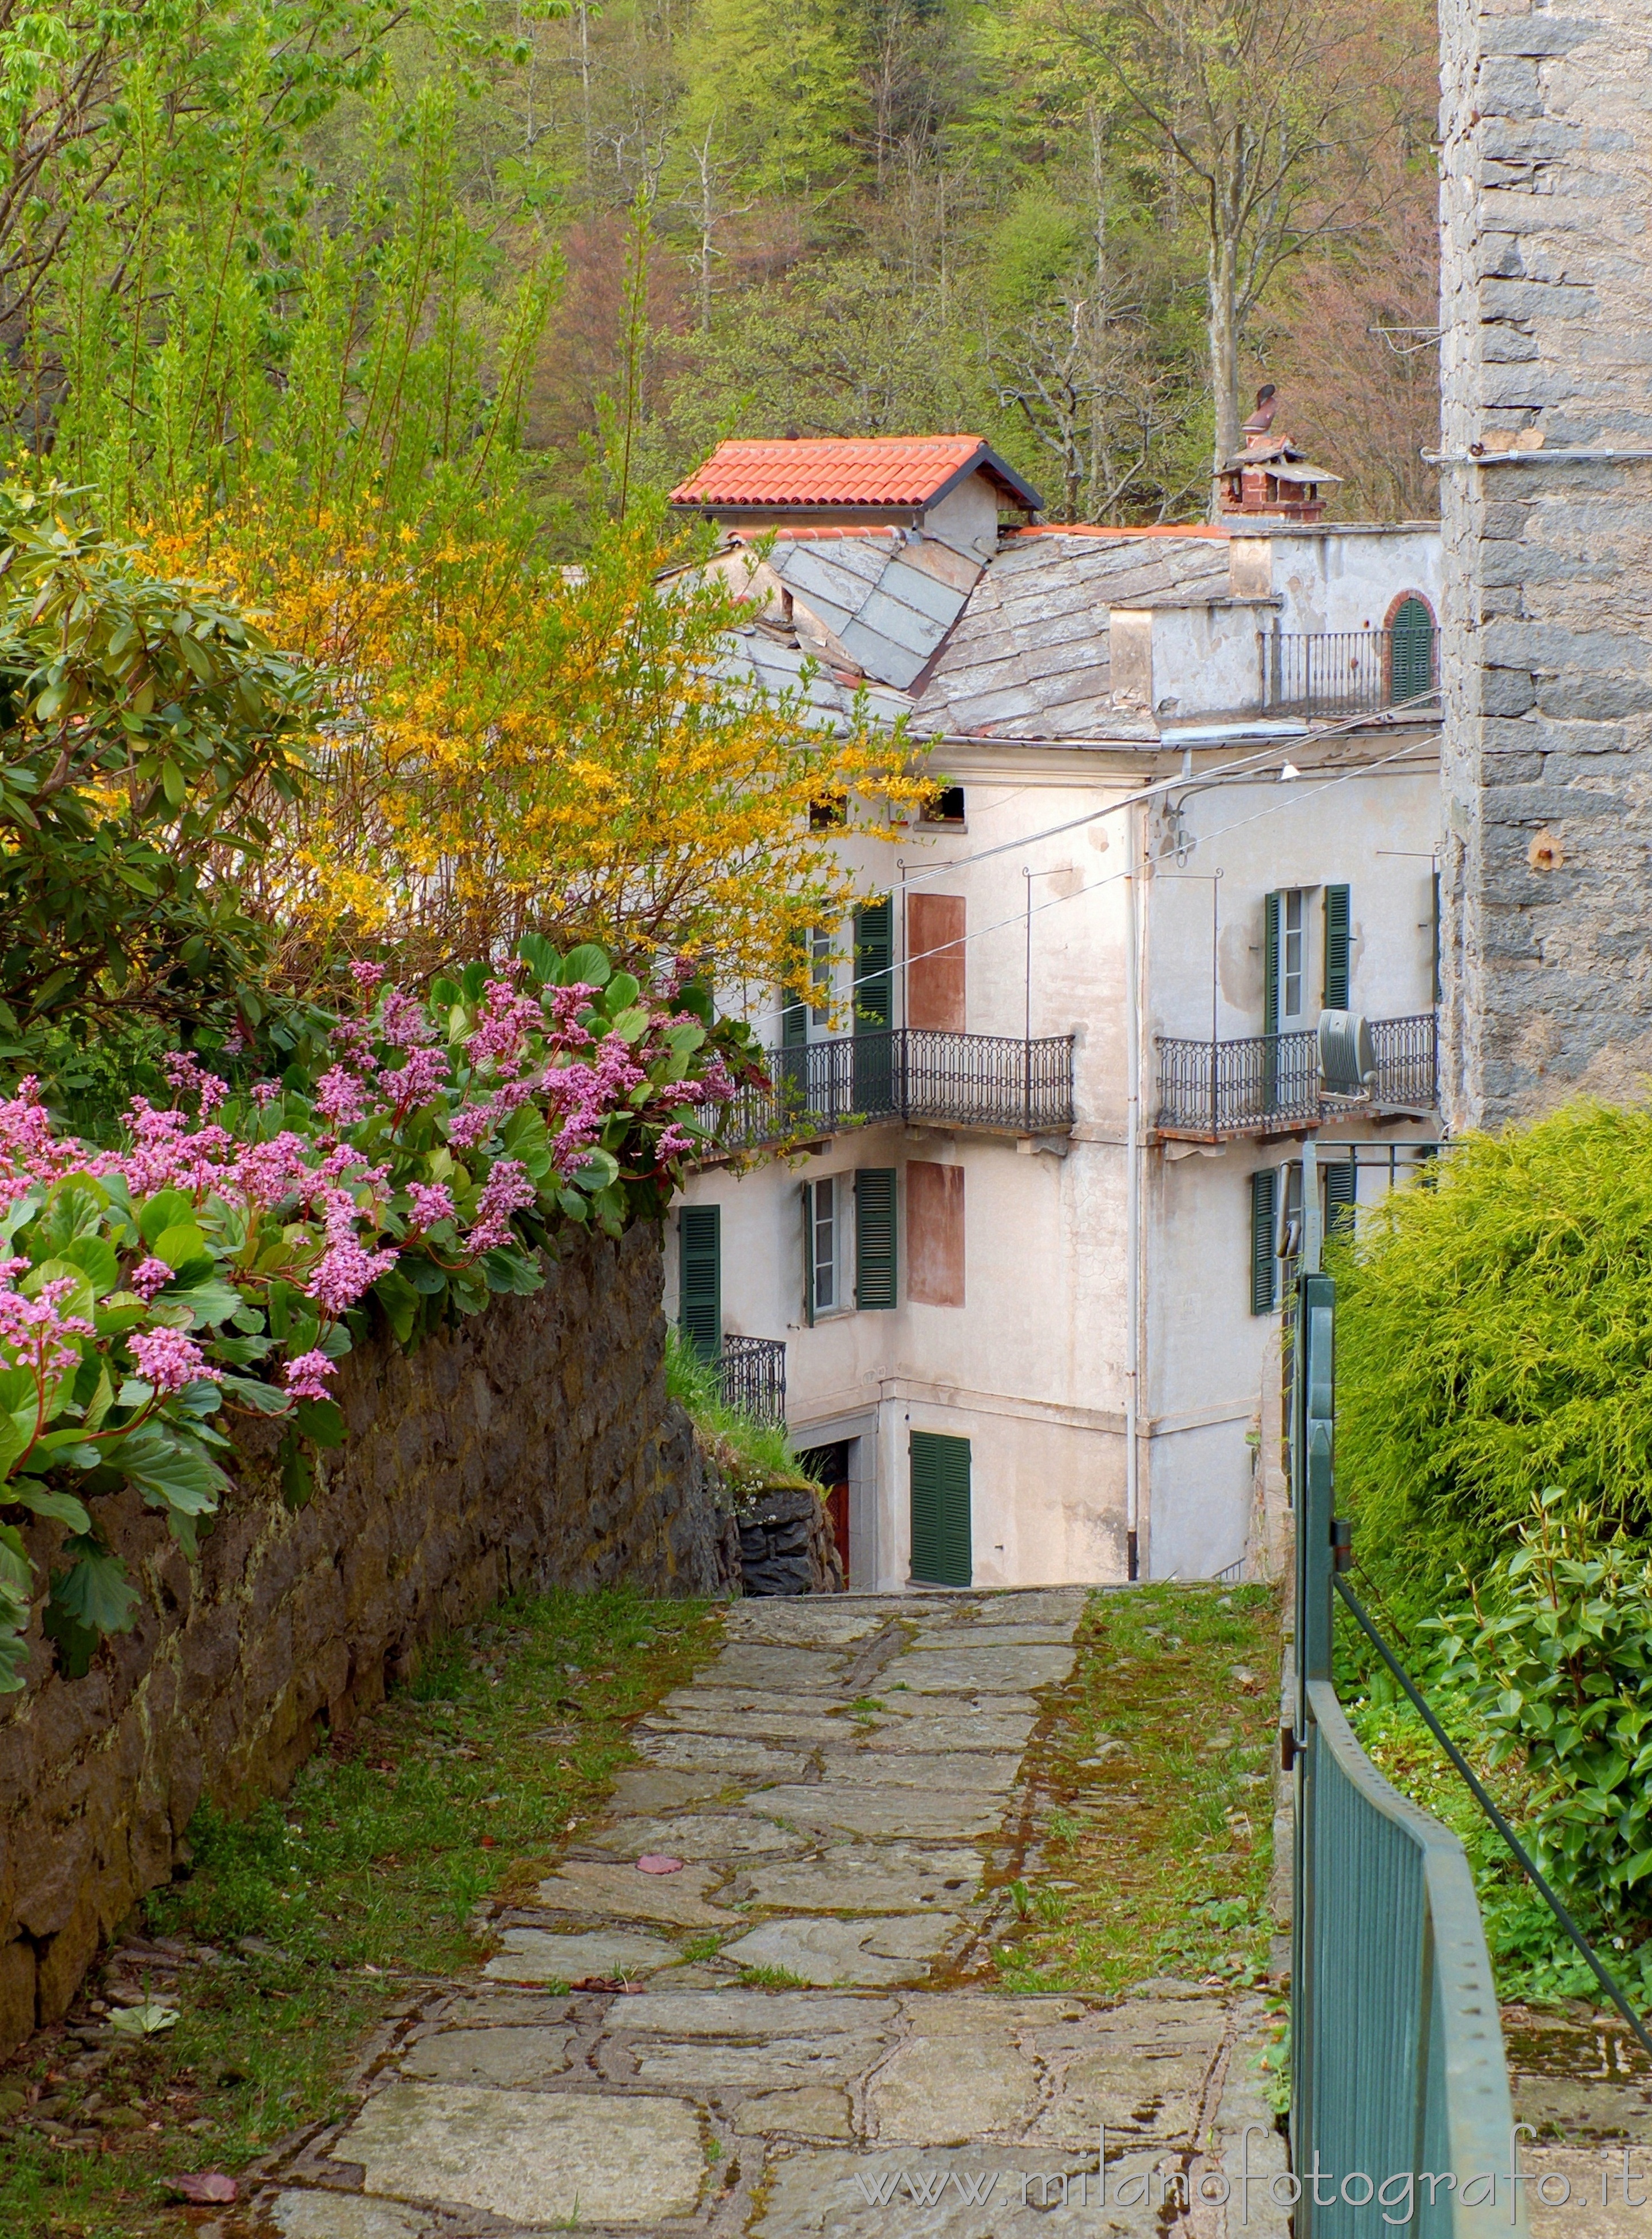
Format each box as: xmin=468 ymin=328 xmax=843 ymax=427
xmin=237 ymin=1591 xmax=1283 ymax=2238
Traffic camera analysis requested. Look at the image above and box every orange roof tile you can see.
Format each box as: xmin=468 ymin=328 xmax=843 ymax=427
xmin=670 ymin=437 xmax=1042 ymax=513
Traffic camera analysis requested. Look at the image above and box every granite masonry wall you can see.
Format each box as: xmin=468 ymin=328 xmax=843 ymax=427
xmin=1437 ymin=0 xmax=1652 ymax=1129
xmin=0 ymin=1223 xmax=737 ymax=2060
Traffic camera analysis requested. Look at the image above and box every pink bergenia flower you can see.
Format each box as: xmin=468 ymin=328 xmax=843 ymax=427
xmin=466 ymin=1160 xmax=537 ymax=1252
xmin=377 ymin=1045 xmax=449 ymax=1114
xmin=315 ymin=1066 xmax=369 ymax=1126
xmin=251 ymin=1081 xmax=282 ymax=1109
xmin=0 ymin=1079 xmax=119 ymax=1199
xmin=544 ymin=983 xmax=599 ymax=1035
xmin=163 ymin=1052 xmax=228 ymax=1115
xmin=446 ymin=1104 xmax=495 ymax=1151
xmin=0 ymin=1277 xmax=96 ymax=1382
xmin=233 ymin=1132 xmax=315 ymax=1208
xmin=488 ymin=1077 xmax=535 ymax=1121
xmin=119 ymin=1104 xmax=236 ymax=1197
xmin=128 ymin=1257 xmax=174 ymax=1301
xmin=328 ymin=1019 xmax=374 ymax=1066
xmin=379 ymin=987 xmax=435 ymax=1050
xmin=304 ymin=1187 xmax=398 ymax=1314
xmin=406 ymin=1182 xmax=457 ymax=1229
xmin=129 ymin=1326 xmax=219 ymax=1395
xmin=283 ymin=1350 xmax=336 ymax=1403
xmin=349 ymin=959 xmax=387 ymax=992
xmin=307 ymin=1239 xmax=399 ymax=1315
xmin=653 ymin=1122 xmax=698 ymax=1164
xmin=468 ymin=982 xmax=545 ymax=1076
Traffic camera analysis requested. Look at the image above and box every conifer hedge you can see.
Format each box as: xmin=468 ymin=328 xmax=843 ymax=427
xmin=1333 ymin=1103 xmax=1652 ymax=1588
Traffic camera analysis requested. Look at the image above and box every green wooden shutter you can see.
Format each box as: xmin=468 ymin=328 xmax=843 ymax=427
xmin=1263 ymin=892 xmax=1282 ymax=1036
xmin=801 ymin=1180 xmax=815 ymax=1328
xmin=1390 ymin=595 xmax=1434 ymax=704
xmin=1323 ymin=884 xmax=1351 ymax=1010
xmin=855 ymin=1168 xmax=897 ymax=1310
xmin=1325 ymin=1156 xmax=1357 ymax=1239
xmin=910 ymin=1430 xmax=971 ymax=1586
xmin=679 ymin=1204 xmax=720 ymax=1359
xmin=854 ymin=899 xmax=893 ymax=1030
xmin=781 ymin=932 xmax=807 ymax=1050
xmin=1249 ymin=1169 xmax=1277 ymax=1315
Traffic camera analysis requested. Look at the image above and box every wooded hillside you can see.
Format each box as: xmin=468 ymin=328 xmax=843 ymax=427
xmin=1 ymin=0 xmax=1440 ymax=533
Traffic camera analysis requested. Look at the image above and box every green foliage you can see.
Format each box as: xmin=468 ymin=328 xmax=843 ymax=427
xmin=1332 ymin=1104 xmax=1652 ymax=1591
xmin=678 ymin=0 xmax=869 ymax=201
xmin=1431 ymin=1493 xmax=1652 ymax=1937
xmin=663 ymin=1322 xmax=811 ymax=1496
xmin=0 ymin=943 xmax=750 ymax=1690
xmin=0 ymin=485 xmax=318 ymax=1057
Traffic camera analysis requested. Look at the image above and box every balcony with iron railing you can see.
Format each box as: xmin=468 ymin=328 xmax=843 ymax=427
xmin=1259 ymin=626 xmax=1437 ymax=720
xmin=716 ymin=1334 xmax=787 ymax=1426
xmin=713 ymin=1027 xmax=1076 ymax=1153
xmin=1154 ymin=1011 xmax=1437 ymax=1140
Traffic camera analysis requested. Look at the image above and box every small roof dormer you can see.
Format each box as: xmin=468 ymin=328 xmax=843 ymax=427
xmin=669 ymin=436 xmax=1043 ymax=552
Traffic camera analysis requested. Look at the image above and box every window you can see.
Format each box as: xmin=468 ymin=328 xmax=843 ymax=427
xmin=921 ymin=785 xmax=966 ymax=826
xmin=853 ymin=899 xmax=893 ymax=1030
xmin=1282 ymin=888 xmax=1306 ymax=1021
xmin=907 ymin=1160 xmax=964 ymax=1306
xmin=1323 ymin=885 xmax=1352 ymax=1011
xmin=679 ymin=1204 xmax=720 ymax=1358
xmin=1325 ymin=1155 xmax=1357 ymax=1238
xmin=1263 ymin=890 xmax=1308 ymax=1034
xmin=910 ymin=1431 xmax=971 ymax=1585
xmin=852 ymin=900 xmax=895 ymax=1113
xmin=803 ymin=1175 xmax=838 ymax=1318
xmin=854 ymin=1168 xmax=898 ymax=1310
xmin=1249 ymin=1170 xmax=1278 ymax=1315
xmin=810 ymin=792 xmax=847 ymax=830
xmin=810 ymin=927 xmax=833 ymax=1023
xmin=1264 ymin=885 xmax=1352 ymax=1026
xmin=907 ymin=894 xmax=965 ymax=1031
xmin=1389 ymin=595 xmax=1436 ymax=705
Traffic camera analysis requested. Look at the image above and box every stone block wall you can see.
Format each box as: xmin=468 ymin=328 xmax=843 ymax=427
xmin=0 ymin=1224 xmax=736 ymax=2060
xmin=1437 ymin=0 xmax=1652 ymax=1129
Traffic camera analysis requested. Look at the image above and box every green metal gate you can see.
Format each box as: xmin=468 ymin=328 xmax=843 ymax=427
xmin=1289 ymin=1152 xmax=1522 ymax=2237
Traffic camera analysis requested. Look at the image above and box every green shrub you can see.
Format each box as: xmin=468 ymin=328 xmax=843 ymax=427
xmin=1430 ymin=1492 xmax=1652 ymax=1937
xmin=663 ymin=1324 xmax=813 ymax=1498
xmin=1332 ymin=1102 xmax=1652 ymax=1587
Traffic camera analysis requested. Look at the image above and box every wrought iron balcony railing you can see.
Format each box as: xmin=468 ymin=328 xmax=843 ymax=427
xmin=715 ymin=1027 xmax=1076 ymax=1152
xmin=1259 ymin=627 xmax=1437 ymax=719
xmin=1154 ymin=1010 xmax=1437 ymax=1139
xmin=717 ymin=1334 xmax=787 ymax=1426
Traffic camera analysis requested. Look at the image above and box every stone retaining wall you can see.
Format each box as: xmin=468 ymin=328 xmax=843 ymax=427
xmin=0 ymin=1223 xmax=735 ymax=2060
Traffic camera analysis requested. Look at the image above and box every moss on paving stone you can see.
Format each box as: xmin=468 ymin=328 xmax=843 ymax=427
xmin=0 ymin=1588 xmax=720 ymax=2239
xmin=992 ymin=1581 xmax=1282 ymax=2001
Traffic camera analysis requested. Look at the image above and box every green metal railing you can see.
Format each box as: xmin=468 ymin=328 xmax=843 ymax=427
xmin=1289 ymin=1153 xmax=1523 ymax=2237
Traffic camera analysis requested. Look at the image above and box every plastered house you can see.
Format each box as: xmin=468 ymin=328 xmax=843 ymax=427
xmin=668 ymin=434 xmax=1443 ymax=1589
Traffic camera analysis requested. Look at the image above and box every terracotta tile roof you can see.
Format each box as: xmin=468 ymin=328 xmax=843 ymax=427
xmin=671 ymin=437 xmax=1041 ymax=513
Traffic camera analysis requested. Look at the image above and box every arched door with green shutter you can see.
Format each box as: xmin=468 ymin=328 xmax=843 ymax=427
xmin=1389 ymin=596 xmax=1435 ymax=705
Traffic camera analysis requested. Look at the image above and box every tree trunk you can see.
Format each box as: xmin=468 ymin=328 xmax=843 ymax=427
xmin=1208 ymin=230 xmax=1241 ymax=520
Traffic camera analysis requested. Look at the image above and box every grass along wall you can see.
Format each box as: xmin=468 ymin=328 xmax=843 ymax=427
xmin=0 ymin=1224 xmax=735 ymax=2059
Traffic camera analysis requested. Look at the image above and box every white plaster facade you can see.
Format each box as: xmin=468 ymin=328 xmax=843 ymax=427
xmin=675 ymin=521 xmax=1445 ymax=1591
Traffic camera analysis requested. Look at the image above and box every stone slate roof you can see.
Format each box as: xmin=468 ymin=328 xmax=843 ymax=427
xmin=715 ymin=622 xmax=913 ymax=732
xmin=766 ymin=531 xmax=984 ymax=691
xmin=909 ymin=532 xmax=1232 ymax=738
